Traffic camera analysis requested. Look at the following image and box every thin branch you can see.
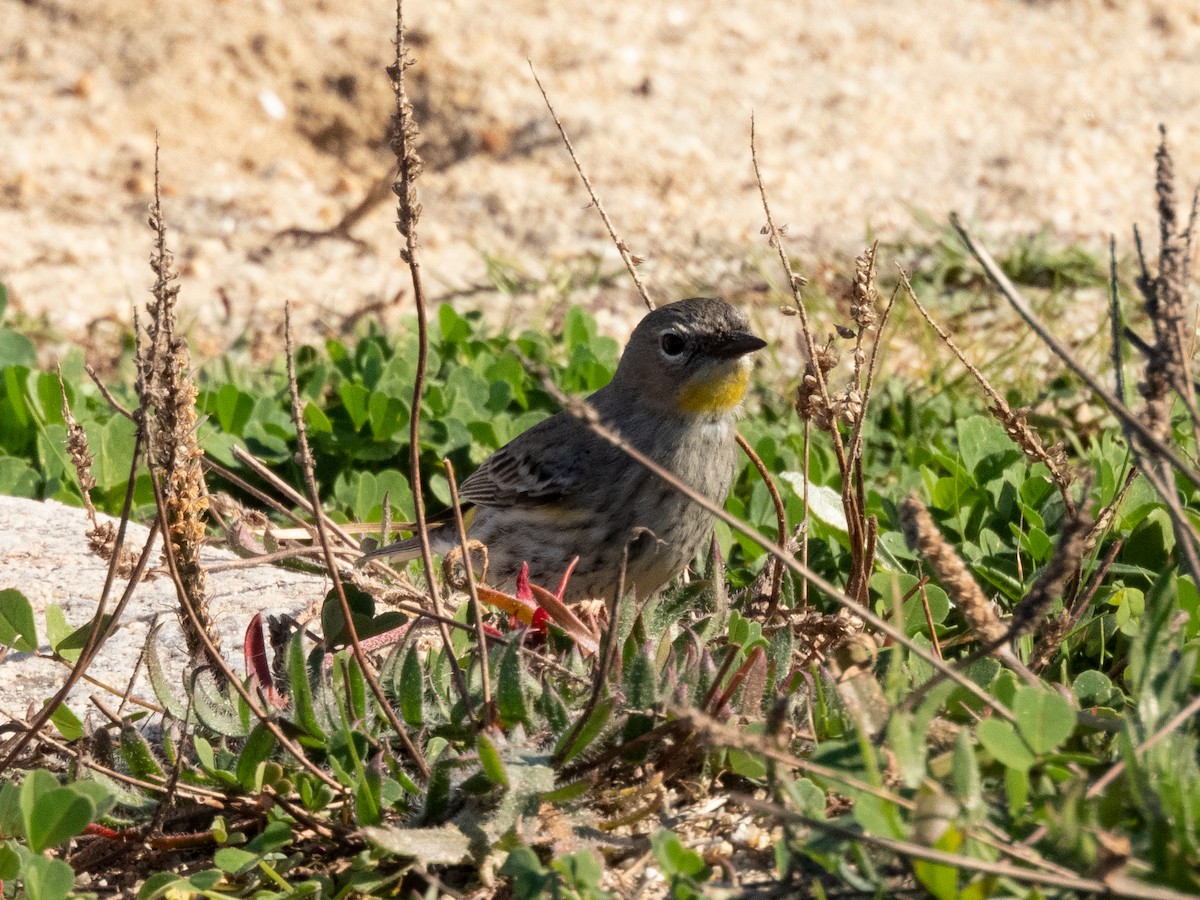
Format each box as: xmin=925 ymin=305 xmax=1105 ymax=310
xmin=742 ymin=795 xmax=1196 ymax=900
xmin=751 ymin=118 xmax=848 ymax=476
xmin=529 ymin=63 xmax=654 ymax=312
xmin=284 ymin=303 xmax=428 ymax=776
xmin=735 ymin=432 xmax=787 ymax=613
xmin=444 ymin=458 xmax=492 ymax=727
xmin=951 ymin=214 xmax=1200 ymax=489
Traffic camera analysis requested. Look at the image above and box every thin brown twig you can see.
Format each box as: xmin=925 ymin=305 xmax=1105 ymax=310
xmin=800 ymin=421 xmax=810 ymax=607
xmin=84 ymin=363 xmax=136 ymax=421
xmin=529 ymin=64 xmax=654 ymax=312
xmin=750 ymin=118 xmax=848 ymax=476
xmin=847 ymin=282 xmax=901 ymax=470
xmin=0 ymin=711 xmax=228 ymax=803
xmin=227 ymin=446 xmax=360 ymax=547
xmin=735 ymin=432 xmax=787 ymax=613
xmin=900 ymin=268 xmax=1075 ymax=514
xmin=205 ymin=545 xmax=353 ymax=573
xmin=917 ymin=579 xmax=942 ymax=660
xmin=0 ymin=442 xmax=153 ymax=770
xmin=741 ymin=794 xmax=1196 ymax=900
xmin=951 ymin=213 xmax=1200 ymax=490
xmin=1087 ymin=689 xmax=1200 ymax=800
xmin=203 ymin=456 xmax=311 ymax=531
xmin=283 ymin=303 xmax=428 ymax=776
xmin=444 ymin=458 xmax=492 ymax=727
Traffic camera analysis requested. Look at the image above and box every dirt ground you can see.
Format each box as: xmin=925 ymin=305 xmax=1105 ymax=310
xmin=2 ymin=0 xmax=1200 ymax=357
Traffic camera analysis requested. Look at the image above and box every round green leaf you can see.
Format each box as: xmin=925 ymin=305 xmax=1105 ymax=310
xmin=977 ymin=719 xmax=1035 ymax=771
xmin=1013 ymin=686 xmax=1076 ymax=754
xmin=27 ymin=788 xmax=95 ymax=853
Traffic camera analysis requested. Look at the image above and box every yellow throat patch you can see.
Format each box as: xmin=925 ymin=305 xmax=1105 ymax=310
xmin=677 ymin=365 xmax=750 ymax=415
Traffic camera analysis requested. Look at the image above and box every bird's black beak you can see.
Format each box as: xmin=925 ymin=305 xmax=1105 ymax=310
xmin=711 ymin=331 xmax=767 ymax=359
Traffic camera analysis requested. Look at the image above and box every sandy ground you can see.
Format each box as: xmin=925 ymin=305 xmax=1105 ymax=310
xmin=2 ymin=0 xmax=1200 ymax=356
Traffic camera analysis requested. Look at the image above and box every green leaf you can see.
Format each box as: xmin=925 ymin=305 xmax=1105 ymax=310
xmin=214 ymin=846 xmax=258 ymax=875
xmin=43 ymin=605 xmax=77 ymax=662
xmin=956 ymin=415 xmax=1017 ymax=475
xmin=86 ymin=415 xmax=136 ymax=491
xmin=213 ymin=383 xmax=255 ymax=434
xmin=778 ymin=471 xmax=848 ymax=533
xmin=499 ymin=845 xmax=555 ymax=898
xmin=555 ymin=698 xmax=615 ymax=765
xmin=1072 ymin=670 xmax=1118 ymax=709
xmin=18 ymin=769 xmax=57 ymax=841
xmin=0 ymin=841 xmax=20 ymax=881
xmin=477 ymin=733 xmax=510 ymax=788
xmin=287 ymin=632 xmax=325 ymax=740
xmin=245 ymin=819 xmax=294 ymax=855
xmin=727 ymin=748 xmax=768 ymax=779
xmin=0 ymin=328 xmax=36 ymax=369
xmin=651 ymin=829 xmax=709 ymax=880
xmin=398 ymin=646 xmax=424 ymax=727
xmin=0 ymin=588 xmax=37 ymax=652
xmin=1013 ymin=685 xmax=1076 ymax=754
xmin=976 ymin=719 xmax=1035 ymax=772
xmin=26 ymin=788 xmax=95 ymax=852
xmin=0 ymin=455 xmax=39 ymax=497
xmin=21 ymin=853 xmax=75 ymax=900
xmin=338 ymin=381 xmax=371 ymax=430
xmin=236 ymin=723 xmax=277 ymax=790
xmin=497 ymin=638 xmax=528 ymax=727
xmin=950 ymin=728 xmax=982 ymax=812
xmin=912 ymin=825 xmax=963 ymax=900
xmin=48 ymin=703 xmax=83 ymax=741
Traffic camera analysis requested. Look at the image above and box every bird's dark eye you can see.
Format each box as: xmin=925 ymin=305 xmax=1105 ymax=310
xmin=660 ymin=332 xmax=686 ymax=356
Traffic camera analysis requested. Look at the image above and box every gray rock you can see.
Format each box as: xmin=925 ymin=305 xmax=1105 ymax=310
xmin=0 ymin=495 xmax=323 ymax=722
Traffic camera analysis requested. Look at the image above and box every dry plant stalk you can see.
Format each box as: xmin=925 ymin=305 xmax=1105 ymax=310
xmin=899 ymin=271 xmax=1075 ymax=514
xmin=786 ymin=242 xmax=893 ymax=605
xmin=139 ymin=156 xmax=214 ymax=661
xmin=900 ymin=493 xmax=1007 ymax=647
xmin=388 ymin=0 xmax=475 ymax=718
xmin=1010 ymin=498 xmax=1093 ymax=640
xmin=1135 ymin=127 xmax=1199 ymax=442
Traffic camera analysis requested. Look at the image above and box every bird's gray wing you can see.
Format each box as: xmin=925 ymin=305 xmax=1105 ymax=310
xmin=458 ymin=411 xmax=608 ymax=508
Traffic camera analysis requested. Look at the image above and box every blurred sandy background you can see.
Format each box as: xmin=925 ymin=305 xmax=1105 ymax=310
xmin=2 ymin=0 xmax=1198 ymax=353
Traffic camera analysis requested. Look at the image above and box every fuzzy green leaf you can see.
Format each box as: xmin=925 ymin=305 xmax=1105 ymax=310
xmin=477 ymin=733 xmax=510 ymax=788
xmin=497 ymin=639 xmax=529 ymax=728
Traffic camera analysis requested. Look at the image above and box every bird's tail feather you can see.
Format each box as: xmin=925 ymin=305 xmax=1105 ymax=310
xmin=356 ymin=508 xmax=468 ymax=567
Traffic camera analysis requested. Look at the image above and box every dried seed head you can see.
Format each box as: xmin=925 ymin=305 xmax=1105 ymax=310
xmin=794 ymin=338 xmax=841 ymax=430
xmin=850 ymin=243 xmax=880 ymax=332
xmin=900 ymin=493 xmax=1006 ymax=646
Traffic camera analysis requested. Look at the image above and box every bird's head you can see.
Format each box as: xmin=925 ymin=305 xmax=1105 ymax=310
xmin=611 ymin=297 xmax=766 ymax=418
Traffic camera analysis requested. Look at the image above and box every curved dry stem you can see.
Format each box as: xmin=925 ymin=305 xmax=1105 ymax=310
xmin=735 ymin=431 xmax=787 ymax=612
xmin=284 ymin=303 xmax=429 ymax=777
xmin=529 ymin=64 xmax=654 ymax=312
xmin=444 ymin=458 xmax=493 ymax=726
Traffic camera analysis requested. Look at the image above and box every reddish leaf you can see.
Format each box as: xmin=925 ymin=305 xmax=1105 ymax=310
xmin=244 ymin=613 xmax=287 ymax=708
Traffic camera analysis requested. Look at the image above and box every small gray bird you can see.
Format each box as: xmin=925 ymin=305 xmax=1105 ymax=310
xmin=360 ymin=297 xmax=766 ymax=602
